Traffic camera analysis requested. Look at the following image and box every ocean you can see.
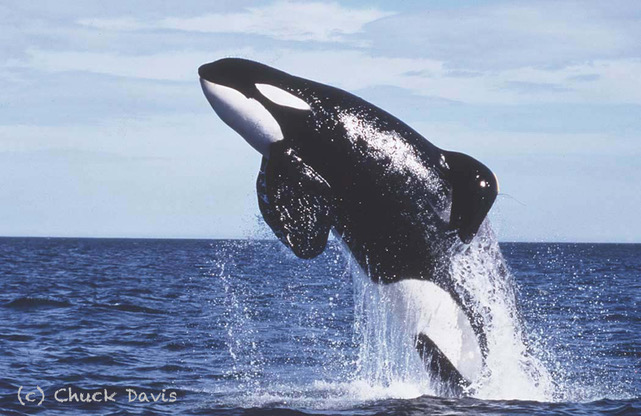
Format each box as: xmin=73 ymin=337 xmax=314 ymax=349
xmin=0 ymin=237 xmax=639 ymax=415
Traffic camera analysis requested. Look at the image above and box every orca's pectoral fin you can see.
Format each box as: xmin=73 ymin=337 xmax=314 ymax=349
xmin=442 ymin=151 xmax=499 ymax=244
xmin=256 ymin=146 xmax=334 ymax=259
xmin=415 ymin=333 xmax=470 ymax=396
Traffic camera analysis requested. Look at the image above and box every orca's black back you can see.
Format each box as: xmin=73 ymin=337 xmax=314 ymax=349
xmin=288 ymin=86 xmax=454 ymax=283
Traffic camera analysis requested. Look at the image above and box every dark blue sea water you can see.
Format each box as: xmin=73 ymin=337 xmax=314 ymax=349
xmin=0 ymin=238 xmax=639 ymax=415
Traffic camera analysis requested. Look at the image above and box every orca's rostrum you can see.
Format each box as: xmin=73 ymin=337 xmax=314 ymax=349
xmin=198 ymin=58 xmax=499 ymax=393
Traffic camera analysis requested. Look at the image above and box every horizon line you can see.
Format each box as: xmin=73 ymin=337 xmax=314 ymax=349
xmin=0 ymin=235 xmax=639 ymax=245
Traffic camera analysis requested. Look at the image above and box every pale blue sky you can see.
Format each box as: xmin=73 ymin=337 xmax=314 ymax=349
xmin=1 ymin=1 xmax=640 ymax=242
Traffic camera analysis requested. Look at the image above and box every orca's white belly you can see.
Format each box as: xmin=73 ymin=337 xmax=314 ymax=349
xmin=383 ymin=279 xmax=484 ymax=382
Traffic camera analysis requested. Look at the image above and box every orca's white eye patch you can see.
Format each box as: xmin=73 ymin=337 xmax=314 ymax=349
xmin=255 ymin=83 xmax=311 ymax=111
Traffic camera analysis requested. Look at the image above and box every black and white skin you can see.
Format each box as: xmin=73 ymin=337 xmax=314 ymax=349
xmin=198 ymin=58 xmax=499 ymax=393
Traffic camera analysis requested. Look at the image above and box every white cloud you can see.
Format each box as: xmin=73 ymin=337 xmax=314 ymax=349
xmin=13 ymin=48 xmax=251 ymax=81
xmin=78 ymin=1 xmax=393 ymax=43
xmin=76 ymin=16 xmax=145 ymax=31
xmin=366 ymin=1 xmax=641 ymax=69
xmin=3 ymin=0 xmax=640 ymax=242
xmin=295 ymin=52 xmax=641 ymax=105
xmin=37 ymin=1 xmax=636 ymax=107
xmin=13 ymin=47 xmax=641 ymax=105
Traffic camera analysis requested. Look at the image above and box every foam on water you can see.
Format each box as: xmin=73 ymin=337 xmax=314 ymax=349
xmin=209 ymin=379 xmax=432 ymax=410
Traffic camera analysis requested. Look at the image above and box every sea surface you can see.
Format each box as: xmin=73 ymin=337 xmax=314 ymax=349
xmin=0 ymin=238 xmax=639 ymax=415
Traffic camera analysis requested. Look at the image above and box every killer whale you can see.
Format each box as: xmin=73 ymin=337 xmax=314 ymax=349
xmin=198 ymin=58 xmax=499 ymax=393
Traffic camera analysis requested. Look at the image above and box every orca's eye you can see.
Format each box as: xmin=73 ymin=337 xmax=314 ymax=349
xmin=478 ymin=173 xmax=499 ymax=194
xmin=255 ymin=83 xmax=311 ymax=111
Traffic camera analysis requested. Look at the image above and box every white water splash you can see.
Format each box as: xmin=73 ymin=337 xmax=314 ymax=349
xmin=345 ymin=222 xmax=556 ymax=401
xmin=211 ymin=229 xmax=558 ymax=408
xmin=449 ymin=223 xmax=555 ymax=400
xmin=349 ymin=264 xmax=436 ymax=394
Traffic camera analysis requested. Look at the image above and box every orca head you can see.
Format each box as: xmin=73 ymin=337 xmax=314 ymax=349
xmin=198 ymin=58 xmax=312 ymax=156
xmin=443 ymin=151 xmax=499 ymax=244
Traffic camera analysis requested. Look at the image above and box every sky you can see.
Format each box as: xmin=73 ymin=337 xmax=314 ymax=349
xmin=1 ymin=0 xmax=640 ymax=242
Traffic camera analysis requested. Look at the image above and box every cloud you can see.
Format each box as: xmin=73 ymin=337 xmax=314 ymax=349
xmin=11 ymin=49 xmax=218 ymax=81
xmin=78 ymin=1 xmax=393 ymax=43
xmin=502 ymin=81 xmax=571 ymax=95
xmin=9 ymin=1 xmax=638 ymax=107
xmin=567 ymin=74 xmax=600 ymax=82
xmin=3 ymin=0 xmax=641 ymax=241
xmin=365 ymin=1 xmax=641 ymax=69
xmin=12 ymin=47 xmax=641 ymax=106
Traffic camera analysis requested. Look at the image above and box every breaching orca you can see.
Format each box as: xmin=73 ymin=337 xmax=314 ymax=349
xmin=198 ymin=58 xmax=499 ymax=393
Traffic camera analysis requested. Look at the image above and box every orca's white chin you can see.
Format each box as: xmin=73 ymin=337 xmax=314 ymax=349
xmin=199 ymin=78 xmax=283 ymax=156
